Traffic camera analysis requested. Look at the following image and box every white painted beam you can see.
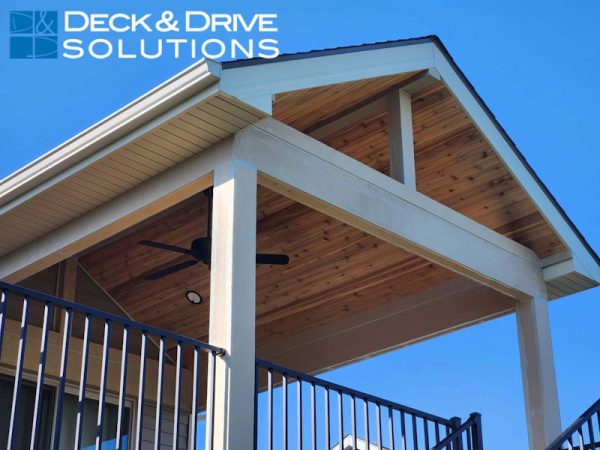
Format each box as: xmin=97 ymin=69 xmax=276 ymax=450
xmin=209 ymin=161 xmax=257 ymax=450
xmin=516 ymin=296 xmax=562 ymax=449
xmin=0 ymin=141 xmax=234 ymax=283
xmin=387 ymin=89 xmax=416 ymax=187
xmin=233 ymin=118 xmax=544 ymax=300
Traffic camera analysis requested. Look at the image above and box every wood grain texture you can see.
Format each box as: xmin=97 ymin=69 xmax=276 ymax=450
xmin=80 ymin=186 xmax=458 ymax=350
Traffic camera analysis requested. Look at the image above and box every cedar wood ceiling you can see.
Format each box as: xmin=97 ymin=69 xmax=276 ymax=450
xmin=80 ymin=72 xmax=566 ymax=349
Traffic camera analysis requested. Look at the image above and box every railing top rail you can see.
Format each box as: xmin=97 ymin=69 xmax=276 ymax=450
xmin=431 ymin=413 xmax=480 ymax=450
xmin=0 ymin=281 xmax=224 ymax=355
xmin=547 ymin=398 xmax=600 ymax=450
xmin=256 ymin=358 xmax=452 ymax=425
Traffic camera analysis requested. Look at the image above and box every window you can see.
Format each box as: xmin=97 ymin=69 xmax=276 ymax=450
xmin=0 ymin=376 xmax=131 ymax=450
xmin=0 ymin=377 xmax=54 ymax=450
xmin=58 ymin=393 xmax=131 ymax=450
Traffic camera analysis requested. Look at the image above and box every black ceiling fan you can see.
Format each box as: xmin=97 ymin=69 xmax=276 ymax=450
xmin=139 ymin=188 xmax=289 ymax=280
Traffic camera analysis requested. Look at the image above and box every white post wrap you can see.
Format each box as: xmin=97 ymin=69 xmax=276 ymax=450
xmin=387 ymin=89 xmax=416 ymax=188
xmin=209 ymin=160 xmax=257 ymax=449
xmin=516 ymin=295 xmax=562 ymax=449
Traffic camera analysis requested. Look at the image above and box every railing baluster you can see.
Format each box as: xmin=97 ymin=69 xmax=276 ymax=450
xmin=173 ymin=341 xmax=182 ymax=450
xmin=351 ymin=395 xmax=357 ymax=450
xmin=205 ymin=351 xmax=216 ymax=450
xmin=467 ymin=425 xmax=473 ymax=450
xmin=31 ymin=302 xmax=51 ymax=450
xmin=154 ymin=336 xmax=165 ymax=450
xmin=412 ymin=414 xmax=418 ymax=450
xmin=0 ymin=290 xmax=8 ymax=361
xmin=577 ymin=427 xmax=584 ymax=450
xmin=268 ymin=368 xmax=274 ymax=450
xmin=325 ymin=388 xmax=330 ymax=450
xmin=424 ymin=419 xmax=430 ymax=450
xmin=53 ymin=307 xmax=72 ymax=450
xmin=364 ymin=400 xmax=370 ymax=449
xmin=190 ymin=346 xmax=199 ymax=450
xmin=338 ymin=391 xmax=344 ymax=450
xmin=400 ymin=411 xmax=406 ymax=450
xmin=389 ymin=408 xmax=395 ymax=450
xmin=74 ymin=314 xmax=92 ymax=450
xmin=376 ymin=403 xmax=382 ymax=450
xmin=75 ymin=314 xmax=91 ymax=450
xmin=7 ymin=295 xmax=30 ymax=450
xmin=298 ymin=378 xmax=303 ymax=450
xmin=310 ymin=382 xmax=316 ymax=450
xmin=588 ymin=418 xmax=596 ymax=450
xmin=116 ymin=325 xmax=129 ymax=450
xmin=95 ymin=319 xmax=111 ymax=450
xmin=135 ymin=331 xmax=148 ymax=450
xmin=435 ymin=421 xmax=440 ymax=445
xmin=282 ymin=373 xmax=288 ymax=450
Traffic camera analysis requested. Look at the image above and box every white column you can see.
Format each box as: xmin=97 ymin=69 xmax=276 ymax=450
xmin=387 ymin=89 xmax=416 ymax=188
xmin=208 ymin=160 xmax=257 ymax=450
xmin=516 ymin=295 xmax=562 ymax=449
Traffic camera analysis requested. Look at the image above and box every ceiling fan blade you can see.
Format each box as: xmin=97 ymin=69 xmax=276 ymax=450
xmin=256 ymin=253 xmax=290 ymax=265
xmin=143 ymin=260 xmax=199 ymax=280
xmin=139 ymin=240 xmax=191 ymax=255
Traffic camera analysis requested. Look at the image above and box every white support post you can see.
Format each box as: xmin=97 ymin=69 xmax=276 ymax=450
xmin=387 ymin=89 xmax=416 ymax=188
xmin=516 ymin=295 xmax=562 ymax=449
xmin=208 ymin=160 xmax=257 ymax=450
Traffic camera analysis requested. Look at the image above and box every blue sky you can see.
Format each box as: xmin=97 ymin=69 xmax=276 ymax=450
xmin=1 ymin=0 xmax=599 ymax=448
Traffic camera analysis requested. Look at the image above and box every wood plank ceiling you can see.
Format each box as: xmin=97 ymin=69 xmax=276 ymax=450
xmin=80 ymin=71 xmax=566 ymax=351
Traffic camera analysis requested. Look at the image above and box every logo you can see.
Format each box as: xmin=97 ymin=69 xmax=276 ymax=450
xmin=9 ymin=11 xmax=58 ymax=59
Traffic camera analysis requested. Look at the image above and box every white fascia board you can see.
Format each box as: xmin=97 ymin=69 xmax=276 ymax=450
xmin=0 ymin=59 xmax=222 ymax=211
xmin=219 ymin=42 xmax=436 ymax=114
xmin=430 ymin=45 xmax=600 ymax=284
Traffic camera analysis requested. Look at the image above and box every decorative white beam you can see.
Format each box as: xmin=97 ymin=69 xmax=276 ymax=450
xmin=516 ymin=296 xmax=562 ymax=449
xmin=233 ymin=118 xmax=544 ymax=300
xmin=209 ymin=160 xmax=257 ymax=450
xmin=387 ymin=88 xmax=416 ymax=187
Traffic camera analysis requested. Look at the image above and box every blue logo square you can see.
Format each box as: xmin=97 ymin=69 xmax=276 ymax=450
xmin=10 ymin=11 xmax=33 ymax=34
xmin=34 ymin=11 xmax=57 ymax=34
xmin=34 ymin=36 xmax=57 ymax=58
xmin=9 ymin=10 xmax=58 ymax=59
xmin=10 ymin=36 xmax=34 ymax=59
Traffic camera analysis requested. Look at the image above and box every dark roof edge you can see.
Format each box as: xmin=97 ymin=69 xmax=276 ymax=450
xmin=428 ymin=36 xmax=599 ymax=267
xmin=221 ymin=36 xmax=435 ymax=69
xmin=223 ymin=36 xmax=600 ymax=268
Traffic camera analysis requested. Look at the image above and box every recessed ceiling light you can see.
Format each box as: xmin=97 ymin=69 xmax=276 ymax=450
xmin=186 ymin=290 xmax=202 ymax=305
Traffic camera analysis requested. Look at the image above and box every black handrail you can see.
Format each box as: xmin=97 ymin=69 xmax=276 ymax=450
xmin=547 ymin=398 xmax=600 ymax=450
xmin=0 ymin=280 xmax=224 ymax=354
xmin=256 ymin=358 xmax=451 ymax=425
xmin=432 ymin=413 xmax=483 ymax=450
xmin=255 ymin=358 xmax=481 ymax=450
xmin=0 ymin=281 xmax=224 ymax=450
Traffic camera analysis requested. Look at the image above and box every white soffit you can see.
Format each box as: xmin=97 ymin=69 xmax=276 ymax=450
xmin=0 ymin=58 xmax=266 ymax=258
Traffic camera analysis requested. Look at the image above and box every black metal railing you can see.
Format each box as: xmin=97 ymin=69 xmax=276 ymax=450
xmin=547 ymin=399 xmax=600 ymax=450
xmin=431 ymin=413 xmax=483 ymax=450
xmin=0 ymin=281 xmax=224 ymax=450
xmin=255 ymin=358 xmax=482 ymax=450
